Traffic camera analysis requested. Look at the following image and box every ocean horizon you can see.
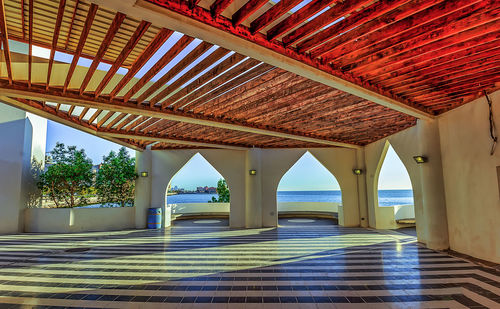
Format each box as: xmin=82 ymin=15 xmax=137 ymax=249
xmin=166 ymin=189 xmax=414 ymax=206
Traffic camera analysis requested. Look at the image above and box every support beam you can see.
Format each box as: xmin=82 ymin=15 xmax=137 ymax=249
xmin=46 ymin=0 xmax=66 ymax=90
xmin=0 ymin=82 xmax=361 ymax=149
xmin=0 ymin=96 xmax=144 ymax=151
xmin=99 ymin=131 xmax=249 ymax=151
xmin=0 ymin=0 xmax=12 ymax=84
xmin=85 ymin=0 xmax=433 ymax=120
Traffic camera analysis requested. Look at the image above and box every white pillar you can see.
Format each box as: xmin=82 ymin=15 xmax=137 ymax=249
xmin=134 ymin=148 xmax=152 ymax=229
xmin=245 ymin=148 xmax=262 ymax=228
xmin=0 ymin=103 xmax=46 ymax=234
xmin=418 ymin=120 xmax=449 ymax=250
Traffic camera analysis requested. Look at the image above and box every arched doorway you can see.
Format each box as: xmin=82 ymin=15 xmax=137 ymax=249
xmin=166 ymin=153 xmax=230 ymax=226
xmin=277 ymin=151 xmax=342 ymax=225
xmin=376 ymin=142 xmax=416 ymax=232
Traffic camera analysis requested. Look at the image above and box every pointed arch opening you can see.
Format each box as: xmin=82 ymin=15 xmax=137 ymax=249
xmin=376 ymin=142 xmax=416 ymax=231
xmin=276 ymin=151 xmax=341 ymax=225
xmin=166 ymin=153 xmax=230 ymax=226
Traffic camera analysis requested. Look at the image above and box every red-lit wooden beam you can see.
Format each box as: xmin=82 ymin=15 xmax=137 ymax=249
xmin=109 ymin=28 xmax=173 ymax=99
xmin=94 ymin=20 xmax=151 ymax=98
xmin=46 ymin=0 xmax=66 ymax=90
xmin=0 ymin=0 xmax=12 ymax=84
xmin=210 ymin=0 xmax=234 ymax=17
xmin=250 ymin=0 xmax=302 ymax=34
xmin=79 ymin=12 xmax=125 ymax=95
xmin=282 ymin=0 xmax=371 ymax=46
xmin=28 ymin=0 xmax=33 ymax=87
xmin=267 ymin=0 xmax=337 ymax=41
xmin=64 ymin=0 xmax=79 ymax=49
xmin=63 ymin=3 xmax=98 ymax=93
xmin=232 ymin=0 xmax=268 ymax=27
xmin=122 ymin=34 xmax=193 ymax=103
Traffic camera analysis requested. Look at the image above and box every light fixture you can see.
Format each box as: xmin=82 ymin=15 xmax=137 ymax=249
xmin=249 ymin=169 xmax=257 ymax=175
xmin=352 ymin=169 xmax=363 ymax=175
xmin=140 ymin=171 xmax=149 ymax=177
xmin=413 ymin=156 xmax=428 ymax=164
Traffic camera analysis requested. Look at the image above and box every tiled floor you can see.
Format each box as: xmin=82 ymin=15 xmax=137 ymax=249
xmin=0 ymin=219 xmax=498 ymax=308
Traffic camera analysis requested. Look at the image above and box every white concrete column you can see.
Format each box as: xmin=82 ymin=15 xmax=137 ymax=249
xmin=417 ymin=120 xmax=449 ymax=250
xmin=134 ymin=148 xmax=152 ymax=229
xmin=0 ymin=103 xmax=46 ymax=234
xmin=355 ymin=149 xmax=369 ymax=228
xmin=245 ymin=148 xmax=262 ymax=228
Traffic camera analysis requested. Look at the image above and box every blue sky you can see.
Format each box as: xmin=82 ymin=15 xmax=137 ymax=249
xmin=46 ymin=120 xmax=412 ymax=190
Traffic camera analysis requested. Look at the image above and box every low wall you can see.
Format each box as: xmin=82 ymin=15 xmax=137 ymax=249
xmin=376 ymin=205 xmax=415 ymax=229
xmin=24 ymin=207 xmax=135 ymax=233
xmin=169 ymin=203 xmax=229 ymax=216
xmin=278 ymin=202 xmax=339 ymax=214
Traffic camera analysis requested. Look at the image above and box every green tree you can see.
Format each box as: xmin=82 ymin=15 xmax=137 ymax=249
xmin=95 ymin=147 xmax=137 ymax=207
xmin=38 ymin=143 xmax=93 ymax=208
xmin=208 ymin=179 xmax=230 ymax=203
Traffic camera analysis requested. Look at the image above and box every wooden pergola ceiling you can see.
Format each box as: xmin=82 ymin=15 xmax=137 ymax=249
xmin=0 ymin=0 xmax=496 ymax=151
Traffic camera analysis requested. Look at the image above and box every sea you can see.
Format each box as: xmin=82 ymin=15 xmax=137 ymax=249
xmin=166 ymin=190 xmax=414 ymax=207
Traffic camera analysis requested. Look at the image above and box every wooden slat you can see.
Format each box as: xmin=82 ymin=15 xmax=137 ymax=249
xmin=136 ymin=41 xmax=213 ymax=105
xmin=63 ymin=0 xmax=79 ymax=49
xmin=281 ymin=0 xmax=371 ymax=46
xmin=0 ymin=0 xmax=12 ymax=84
xmin=63 ymin=3 xmax=98 ymax=93
xmin=159 ymin=47 xmax=232 ymax=109
xmin=97 ymin=111 xmax=115 ymax=128
xmin=296 ymin=0 xmax=409 ymax=53
xmin=267 ymin=0 xmax=337 ymax=40
xmin=250 ymin=0 xmax=302 ymax=34
xmin=87 ymin=108 xmax=102 ymax=124
xmin=93 ymin=20 xmax=151 ymax=97
xmin=232 ymin=0 xmax=268 ymax=27
xmin=122 ymin=34 xmax=194 ymax=103
xmin=109 ymin=28 xmax=173 ymax=99
xmin=46 ymin=0 xmax=66 ymax=90
xmin=210 ymin=0 xmax=234 ymax=17
xmin=79 ymin=12 xmax=126 ymax=94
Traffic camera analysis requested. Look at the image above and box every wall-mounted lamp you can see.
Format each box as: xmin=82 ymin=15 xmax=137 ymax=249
xmin=140 ymin=171 xmax=149 ymax=177
xmin=413 ymin=156 xmax=428 ymax=164
xmin=352 ymin=169 xmax=363 ymax=175
xmin=249 ymin=169 xmax=257 ymax=175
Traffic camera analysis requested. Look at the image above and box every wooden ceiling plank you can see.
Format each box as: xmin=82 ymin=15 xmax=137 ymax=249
xmin=97 ymin=111 xmax=115 ymax=128
xmin=250 ymin=0 xmax=302 ymax=34
xmin=352 ymin=20 xmax=500 ymax=78
xmin=105 ymin=112 xmax=127 ymax=129
xmin=122 ymin=35 xmax=194 ymax=103
xmin=187 ymin=62 xmax=273 ymax=113
xmin=46 ymin=0 xmax=66 ymax=90
xmin=282 ymin=0 xmax=371 ymax=46
xmin=232 ymin=0 xmax=268 ymax=27
xmin=0 ymin=81 xmax=360 ymax=148
xmin=180 ymin=58 xmax=263 ymax=112
xmin=0 ymin=0 xmax=13 ymax=84
xmin=210 ymin=0 xmax=234 ymax=17
xmin=297 ymin=0 xmax=409 ymax=54
xmin=62 ymin=3 xmax=98 ymax=93
xmin=308 ymin=0 xmax=448 ymax=59
xmin=161 ymin=47 xmax=233 ymax=109
xmin=137 ymin=41 xmax=213 ymax=105
xmin=109 ymin=28 xmax=173 ymax=99
xmin=123 ymin=115 xmax=149 ymax=131
xmin=20 ymin=0 xmax=25 ymax=40
xmin=162 ymin=53 xmax=246 ymax=108
xmin=328 ymin=0 xmax=492 ymax=68
xmin=87 ymin=108 xmax=102 ymax=124
xmin=79 ymin=12 xmax=126 ymax=95
xmin=267 ymin=0 xmax=337 ymax=41
xmin=78 ymin=107 xmax=89 ymax=121
xmin=94 ymin=20 xmax=151 ymax=98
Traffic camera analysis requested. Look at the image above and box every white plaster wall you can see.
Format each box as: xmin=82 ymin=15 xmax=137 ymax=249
xmin=438 ymin=90 xmax=500 ymax=263
xmin=24 ymin=207 xmax=135 ymax=233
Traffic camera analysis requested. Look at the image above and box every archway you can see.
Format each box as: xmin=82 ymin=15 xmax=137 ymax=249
xmin=166 ymin=153 xmax=230 ymax=226
xmin=276 ymin=151 xmax=342 ymax=225
xmin=375 ymin=142 xmax=416 ymax=232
